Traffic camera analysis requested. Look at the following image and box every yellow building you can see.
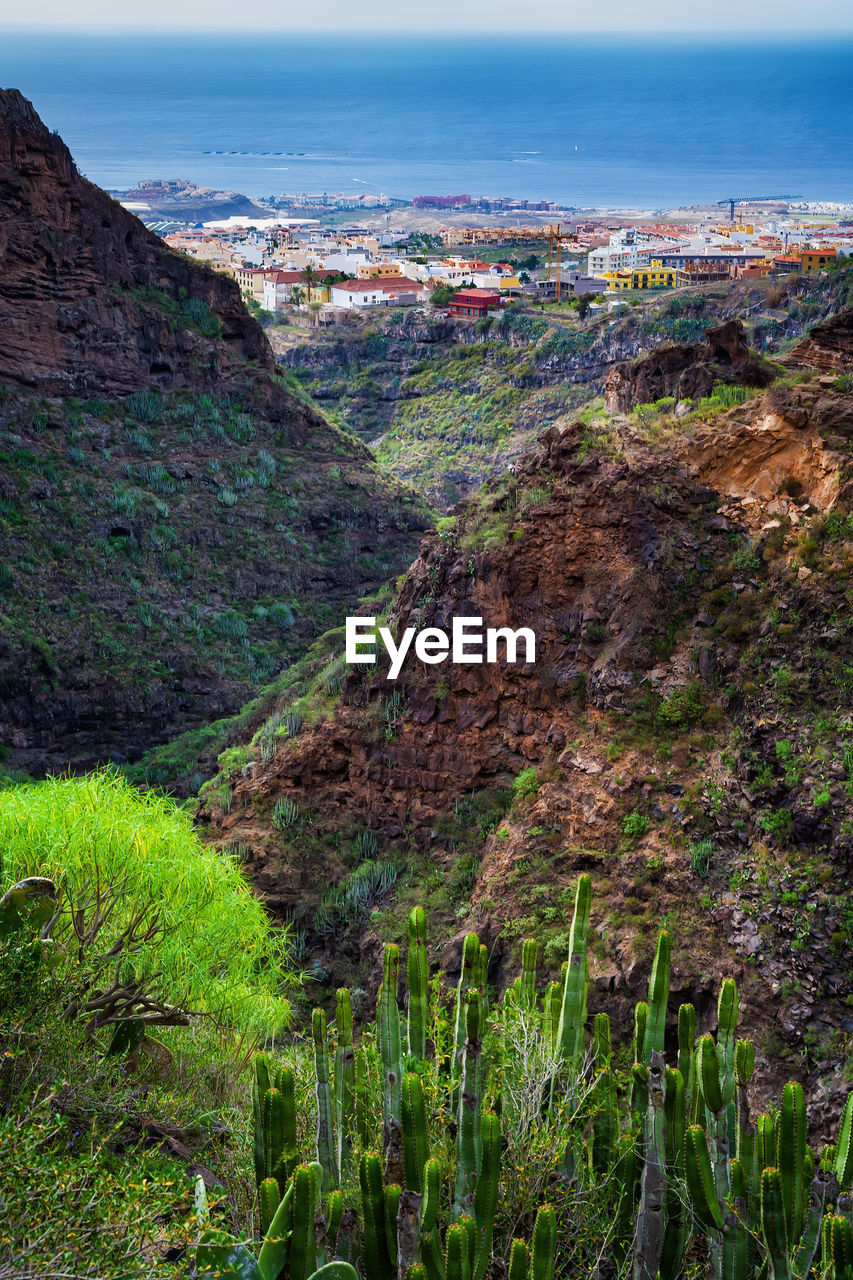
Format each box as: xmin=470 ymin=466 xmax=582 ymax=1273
xmin=357 ymin=261 xmax=404 ymax=279
xmin=801 ymin=248 xmax=836 ymax=273
xmin=602 ymin=261 xmax=677 ymax=291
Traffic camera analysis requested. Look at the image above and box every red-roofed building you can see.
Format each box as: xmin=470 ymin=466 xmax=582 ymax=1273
xmin=330 ymin=276 xmax=425 ymax=308
xmin=447 ymin=288 xmax=501 ymax=317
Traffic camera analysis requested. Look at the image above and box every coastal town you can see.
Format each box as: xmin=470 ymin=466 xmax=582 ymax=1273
xmin=121 ymin=179 xmax=853 ymax=318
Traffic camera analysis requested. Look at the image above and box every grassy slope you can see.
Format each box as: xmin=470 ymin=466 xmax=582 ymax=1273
xmin=0 ymin=378 xmax=431 ymax=776
xmin=278 ymin=270 xmax=852 ymax=509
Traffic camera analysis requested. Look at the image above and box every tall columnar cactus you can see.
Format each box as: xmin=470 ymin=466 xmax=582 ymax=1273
xmin=197 ymin=1168 xmax=359 ymax=1280
xmin=334 ymin=989 xmax=355 ymax=1177
xmin=631 ymin=1003 xmax=650 ymax=1128
xmin=761 ymin=1167 xmax=792 ymax=1280
xmin=541 ymin=981 xmax=561 ymax=1052
xmin=312 ymin=1008 xmax=338 ymax=1190
xmin=777 ymin=1081 xmax=807 ymax=1250
xmin=401 ymin=1071 xmax=430 ymax=1194
xmin=467 ymin=1111 xmax=500 ymax=1280
xmin=644 ymin=931 xmax=670 ymax=1065
xmin=360 ymin=1152 xmax=395 ymax=1280
xmin=633 ymin=1051 xmax=667 ymax=1280
xmin=528 ymin=1204 xmax=557 ymax=1280
xmin=835 ymin=1092 xmax=853 ymax=1191
xmin=253 ymin=1053 xmax=273 ymax=1189
xmin=677 ymin=1003 xmax=698 ymax=1123
xmin=407 ymin=907 xmax=429 ymax=1062
xmin=289 ymin=1163 xmax=320 ymax=1280
xmin=555 ymin=873 xmax=591 ymax=1066
xmin=454 ymin=989 xmax=484 ymax=1220
xmin=659 ymin=1066 xmax=687 ymax=1280
xmin=590 ymin=1012 xmax=619 ymax=1175
xmin=823 ymin=1214 xmax=853 ymax=1280
xmin=453 ymin=933 xmax=481 ymax=1079
xmin=378 ymin=943 xmax=403 ymax=1180
xmin=697 ymin=1033 xmax=731 ymax=1209
xmin=519 ymin=939 xmax=538 ymax=1010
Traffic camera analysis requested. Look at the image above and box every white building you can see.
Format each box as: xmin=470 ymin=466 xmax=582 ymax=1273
xmin=330 ymin=276 xmax=423 ymax=309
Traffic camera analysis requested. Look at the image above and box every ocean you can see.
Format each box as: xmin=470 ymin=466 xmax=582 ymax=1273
xmin=1 ymin=31 xmax=852 ymax=208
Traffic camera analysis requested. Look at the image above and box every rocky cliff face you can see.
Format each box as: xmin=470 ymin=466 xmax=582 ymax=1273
xmin=0 ymin=90 xmax=430 ymax=775
xmin=788 ymin=308 xmax=853 ymax=372
xmin=0 ymin=88 xmax=270 ymax=395
xmin=204 ymin=322 xmax=853 ymax=1131
xmin=604 ymin=319 xmax=777 ymax=413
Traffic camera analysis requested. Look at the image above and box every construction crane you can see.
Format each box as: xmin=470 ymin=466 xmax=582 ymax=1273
xmin=545 ymin=223 xmax=578 ymax=302
xmin=717 ymin=196 xmax=802 ymax=223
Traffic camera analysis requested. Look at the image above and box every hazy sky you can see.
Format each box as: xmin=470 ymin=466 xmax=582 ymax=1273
xmin=2 ymin=0 xmax=852 ymax=31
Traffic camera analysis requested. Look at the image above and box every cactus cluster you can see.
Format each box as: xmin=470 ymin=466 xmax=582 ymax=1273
xmin=195 ymin=875 xmax=853 ymax=1280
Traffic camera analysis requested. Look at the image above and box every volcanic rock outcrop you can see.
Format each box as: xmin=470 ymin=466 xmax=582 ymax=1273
xmin=206 ymin=365 xmax=853 ymax=1133
xmin=604 ymin=318 xmax=777 ymax=413
xmin=788 ymin=307 xmax=853 ymax=372
xmin=0 ymin=88 xmax=270 ymax=394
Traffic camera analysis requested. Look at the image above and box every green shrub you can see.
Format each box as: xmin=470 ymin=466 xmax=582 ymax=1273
xmin=513 ymin=767 xmax=539 ymax=799
xmin=656 ymin=683 xmax=705 ymax=730
xmin=0 ymin=772 xmax=294 ymax=1033
xmin=622 ymin=810 xmax=649 ymax=839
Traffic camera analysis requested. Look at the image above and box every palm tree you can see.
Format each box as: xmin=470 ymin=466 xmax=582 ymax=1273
xmin=300 ymin=265 xmax=319 ymax=304
xmin=290 ymin=284 xmax=305 ymax=308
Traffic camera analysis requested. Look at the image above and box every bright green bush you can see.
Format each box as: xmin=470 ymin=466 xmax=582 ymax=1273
xmin=513 ymin=766 xmax=539 ymax=799
xmin=0 ymin=771 xmax=294 ymax=1034
xmin=622 ymin=810 xmax=649 ymax=839
xmin=656 ymin=682 xmax=705 ymax=730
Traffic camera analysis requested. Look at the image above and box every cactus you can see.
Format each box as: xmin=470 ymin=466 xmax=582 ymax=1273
xmin=252 ymin=1053 xmax=273 ymax=1189
xmin=197 ymin=1176 xmax=298 ymax=1280
xmin=659 ymin=1067 xmax=687 ymax=1280
xmin=590 ymin=1013 xmax=619 ymax=1175
xmin=529 ymin=1204 xmax=557 ymax=1280
xmin=761 ymin=1166 xmax=792 ymax=1280
xmin=401 ymin=1071 xmax=430 ymax=1194
xmin=407 ymin=908 xmax=429 ymax=1061
xmin=824 ymin=1214 xmax=853 ymax=1280
xmin=835 ymin=1093 xmax=853 ymax=1191
xmin=541 ymin=981 xmax=561 ymax=1052
xmin=384 ymin=1183 xmax=401 ymax=1270
xmin=508 ymin=1241 xmax=529 ymax=1280
xmin=360 ymin=1151 xmax=395 ymax=1280
xmin=644 ymin=931 xmax=670 ymax=1065
xmin=379 ymin=945 xmax=403 ymax=1122
xmin=472 ymin=1111 xmax=500 ymax=1280
xmin=555 ymin=873 xmax=590 ymax=1066
xmin=313 ymin=1008 xmax=338 ymax=1190
xmin=453 ymin=933 xmax=481 ymax=1079
xmin=777 ymin=1081 xmax=807 ymax=1248
xmin=258 ymin=1177 xmax=281 ymax=1236
xmin=631 ymin=1003 xmax=650 ymax=1127
xmin=454 ymin=989 xmax=484 ymax=1219
xmin=334 ymin=989 xmax=355 ymax=1176
xmin=519 ymin=939 xmax=538 ymax=1009
xmin=289 ymin=1163 xmax=320 ymax=1280
xmin=633 ymin=1051 xmax=667 ymax=1280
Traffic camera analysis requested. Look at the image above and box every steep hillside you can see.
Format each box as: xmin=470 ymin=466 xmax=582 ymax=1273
xmin=0 ymin=90 xmax=430 ymax=776
xmin=274 ymin=269 xmax=850 ymax=508
xmin=202 ymin=316 xmax=853 ymax=1130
